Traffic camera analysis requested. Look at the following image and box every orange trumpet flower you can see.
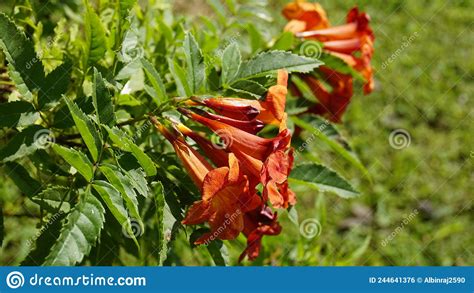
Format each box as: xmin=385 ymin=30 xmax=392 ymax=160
xmin=151 ymin=118 xmax=261 ymax=244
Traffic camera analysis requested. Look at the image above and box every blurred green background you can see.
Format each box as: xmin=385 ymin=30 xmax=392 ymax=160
xmin=1 ymin=0 xmax=473 ymax=265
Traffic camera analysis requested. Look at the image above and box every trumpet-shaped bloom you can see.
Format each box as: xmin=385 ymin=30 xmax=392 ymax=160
xmin=301 ymin=67 xmax=353 ymax=122
xmin=193 ymin=70 xmax=290 ymax=127
xmin=282 ymin=0 xmax=329 ymax=31
xmin=284 ymin=3 xmax=374 ymax=95
xmin=152 ymin=69 xmax=295 ymax=260
xmin=183 ymin=153 xmax=261 ymax=244
xmin=152 ymin=118 xmax=261 ymax=244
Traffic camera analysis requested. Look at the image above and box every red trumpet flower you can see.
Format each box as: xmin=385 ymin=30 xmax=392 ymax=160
xmin=151 ymin=118 xmax=261 ymax=244
xmin=152 ymin=70 xmax=295 ymax=260
xmin=283 ymin=2 xmax=374 ymax=95
xmin=192 ymin=70 xmax=290 ymax=127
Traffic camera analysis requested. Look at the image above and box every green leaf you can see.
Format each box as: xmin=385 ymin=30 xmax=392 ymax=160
xmin=43 ymin=190 xmax=105 ymax=266
xmin=38 ymin=60 xmax=73 ymax=109
xmin=52 ymin=144 xmax=94 ymax=181
xmin=184 ymin=32 xmax=205 ymax=93
xmin=290 ymin=116 xmax=369 ymax=178
xmin=154 ymin=181 xmax=166 ymax=264
xmin=234 ymin=50 xmax=323 ymax=82
xmin=84 ymin=5 xmax=107 ymax=66
xmin=0 ymin=13 xmax=45 ymax=98
xmin=64 ymin=97 xmax=102 ymax=162
xmin=207 ymin=240 xmax=229 ymax=266
xmin=31 ymin=186 xmax=71 ymax=213
xmin=227 ymin=79 xmax=266 ymax=98
xmin=3 ymin=162 xmax=42 ymax=197
xmin=290 ymin=163 xmax=359 ymax=198
xmin=0 ymin=125 xmax=50 ymax=162
xmin=21 ymin=211 xmax=66 ymax=266
xmin=141 ymin=58 xmax=167 ymax=105
xmin=0 ymin=101 xmax=39 ymax=128
xmin=246 ymin=23 xmax=264 ymax=53
xmin=272 ymin=32 xmax=296 ymax=51
xmin=99 ymin=165 xmax=142 ymax=224
xmin=53 ymin=96 xmax=94 ymax=129
xmin=92 ymin=180 xmax=139 ymax=247
xmin=221 ymin=43 xmax=241 ymax=86
xmin=92 ymin=68 xmax=115 ymax=126
xmin=118 ymin=0 xmax=136 ymax=20
xmin=168 ymin=58 xmax=192 ymax=97
xmin=104 ymin=125 xmax=156 ymax=176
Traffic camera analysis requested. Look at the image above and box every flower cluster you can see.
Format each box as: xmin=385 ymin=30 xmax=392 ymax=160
xmin=283 ymin=0 xmax=375 ymax=122
xmin=151 ymin=70 xmax=294 ymax=261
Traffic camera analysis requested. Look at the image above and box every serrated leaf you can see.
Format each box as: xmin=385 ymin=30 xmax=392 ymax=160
xmin=38 ymin=60 xmax=72 ymax=109
xmin=154 ymin=181 xmax=166 ymax=264
xmin=21 ymin=211 xmax=66 ymax=266
xmin=184 ymin=32 xmax=205 ymax=93
xmin=290 ymin=163 xmax=359 ymax=198
xmin=52 ymin=144 xmax=94 ymax=181
xmin=0 ymin=125 xmax=49 ymax=162
xmin=92 ymin=68 xmax=115 ymax=126
xmin=221 ymin=43 xmax=241 ymax=86
xmin=92 ymin=180 xmax=139 ymax=247
xmin=32 ymin=186 xmax=71 ymax=213
xmin=290 ymin=116 xmax=369 ymax=178
xmin=141 ymin=58 xmax=167 ymax=105
xmin=168 ymin=58 xmax=192 ymax=97
xmin=7 ymin=64 xmax=34 ymax=101
xmin=103 ymin=125 xmax=156 ymax=176
xmin=84 ymin=5 xmax=107 ymax=66
xmin=0 ymin=101 xmax=39 ymax=128
xmin=227 ymin=79 xmax=266 ymax=98
xmin=53 ymin=96 xmax=94 ymax=129
xmin=234 ymin=50 xmax=323 ymax=82
xmin=64 ymin=97 xmax=102 ymax=162
xmin=131 ymin=171 xmax=149 ymax=197
xmin=3 ymin=162 xmax=42 ymax=197
xmin=0 ymin=13 xmax=45 ymax=98
xmin=43 ymin=190 xmax=105 ymax=266
xmin=99 ymin=165 xmax=142 ymax=225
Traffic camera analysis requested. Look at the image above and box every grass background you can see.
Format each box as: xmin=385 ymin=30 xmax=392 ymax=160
xmin=1 ymin=0 xmax=473 ymax=265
